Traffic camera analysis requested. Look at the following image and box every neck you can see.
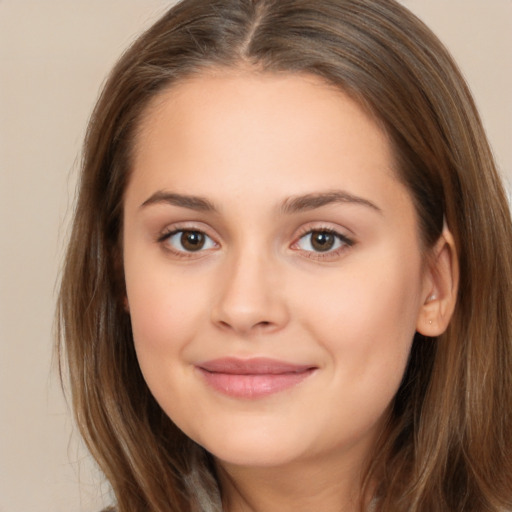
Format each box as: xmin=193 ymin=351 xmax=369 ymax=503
xmin=216 ymin=448 xmax=372 ymax=512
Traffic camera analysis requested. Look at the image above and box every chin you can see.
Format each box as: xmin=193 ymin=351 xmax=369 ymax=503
xmin=210 ymin=444 xmax=304 ymax=469
xmin=190 ymin=423 xmax=310 ymax=469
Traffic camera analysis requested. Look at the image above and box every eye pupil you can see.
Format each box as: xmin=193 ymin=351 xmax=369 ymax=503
xmin=311 ymin=231 xmax=335 ymax=252
xmin=181 ymin=231 xmax=205 ymax=251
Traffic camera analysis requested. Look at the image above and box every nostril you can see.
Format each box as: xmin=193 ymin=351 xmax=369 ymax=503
xmin=216 ymin=319 xmax=274 ymax=333
xmin=254 ymin=321 xmax=274 ymax=331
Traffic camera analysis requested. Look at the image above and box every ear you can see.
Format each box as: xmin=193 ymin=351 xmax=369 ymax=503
xmin=416 ymin=223 xmax=459 ymax=336
xmin=123 ymin=295 xmax=130 ymax=313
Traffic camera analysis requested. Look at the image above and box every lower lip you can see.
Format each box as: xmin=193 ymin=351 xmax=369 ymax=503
xmin=197 ymin=368 xmax=315 ymax=399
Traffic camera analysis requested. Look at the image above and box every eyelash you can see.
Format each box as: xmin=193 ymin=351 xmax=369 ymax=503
xmin=157 ymin=225 xmax=218 ymax=258
xmin=156 ymin=225 xmax=355 ymax=260
xmin=292 ymin=227 xmax=355 ymax=260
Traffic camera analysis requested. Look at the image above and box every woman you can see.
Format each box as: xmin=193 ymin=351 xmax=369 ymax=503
xmin=57 ymin=0 xmax=512 ymax=510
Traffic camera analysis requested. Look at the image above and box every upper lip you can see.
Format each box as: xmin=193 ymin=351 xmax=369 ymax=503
xmin=198 ymin=357 xmax=316 ymax=375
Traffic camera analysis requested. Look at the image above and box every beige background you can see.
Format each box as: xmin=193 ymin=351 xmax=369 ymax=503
xmin=0 ymin=1 xmax=510 ymax=511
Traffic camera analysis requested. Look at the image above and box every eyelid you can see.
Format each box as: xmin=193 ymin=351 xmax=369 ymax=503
xmin=290 ymin=224 xmax=355 ymax=260
xmin=154 ymin=221 xmax=355 ymax=260
xmin=156 ymin=222 xmax=220 ymax=258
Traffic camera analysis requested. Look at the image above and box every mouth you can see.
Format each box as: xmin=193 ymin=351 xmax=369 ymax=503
xmin=196 ymin=357 xmax=317 ymax=399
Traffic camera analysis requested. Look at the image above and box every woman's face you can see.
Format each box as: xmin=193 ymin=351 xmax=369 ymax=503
xmin=123 ymin=72 xmax=433 ymax=471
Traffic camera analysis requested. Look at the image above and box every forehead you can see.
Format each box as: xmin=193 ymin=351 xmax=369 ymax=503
xmin=130 ymin=71 xmax=398 ymax=193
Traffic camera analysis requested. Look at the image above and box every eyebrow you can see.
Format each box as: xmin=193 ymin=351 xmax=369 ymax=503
xmin=140 ymin=189 xmax=382 ymax=215
xmin=140 ymin=191 xmax=217 ymax=212
xmin=281 ymin=190 xmax=382 ymax=215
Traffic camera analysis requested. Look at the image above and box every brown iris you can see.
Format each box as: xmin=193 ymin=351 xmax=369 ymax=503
xmin=180 ymin=231 xmax=206 ymax=251
xmin=310 ymin=231 xmax=336 ymax=252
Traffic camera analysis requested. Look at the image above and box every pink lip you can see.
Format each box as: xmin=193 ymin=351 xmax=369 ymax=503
xmin=196 ymin=357 xmax=316 ymax=399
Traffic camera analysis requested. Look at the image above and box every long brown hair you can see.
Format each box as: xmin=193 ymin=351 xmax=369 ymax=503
xmin=57 ymin=0 xmax=512 ymax=510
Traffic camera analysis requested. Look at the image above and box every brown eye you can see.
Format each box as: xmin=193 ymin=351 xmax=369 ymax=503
xmin=310 ymin=231 xmax=336 ymax=252
xmin=163 ymin=229 xmax=216 ymax=253
xmin=295 ymin=229 xmax=353 ymax=254
xmin=180 ymin=231 xmax=206 ymax=251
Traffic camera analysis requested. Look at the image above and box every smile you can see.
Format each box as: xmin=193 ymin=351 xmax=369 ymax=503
xmin=196 ymin=357 xmax=317 ymax=399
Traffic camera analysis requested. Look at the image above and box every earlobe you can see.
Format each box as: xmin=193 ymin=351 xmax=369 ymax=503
xmin=416 ymin=224 xmax=459 ymax=337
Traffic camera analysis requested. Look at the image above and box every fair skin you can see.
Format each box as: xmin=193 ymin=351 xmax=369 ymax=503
xmin=122 ymin=71 xmax=457 ymax=512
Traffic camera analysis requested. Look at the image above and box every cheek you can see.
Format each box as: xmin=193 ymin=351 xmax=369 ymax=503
xmin=124 ymin=252 xmax=207 ymax=364
xmin=316 ymin=242 xmax=421 ymax=329
xmin=124 ymin=265 xmax=207 ymax=421
xmin=298 ymin=250 xmax=423 ymax=385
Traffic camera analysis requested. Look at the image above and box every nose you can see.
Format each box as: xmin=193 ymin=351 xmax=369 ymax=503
xmin=211 ymin=249 xmax=289 ymax=336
